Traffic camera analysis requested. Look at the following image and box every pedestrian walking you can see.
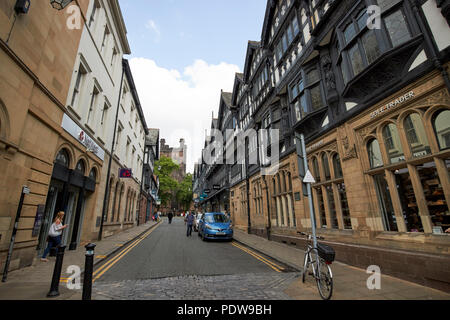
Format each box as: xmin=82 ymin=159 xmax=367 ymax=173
xmin=185 ymin=211 xmax=195 ymax=237
xmin=168 ymin=211 xmax=173 ymax=224
xmin=41 ymin=211 xmax=68 ymax=262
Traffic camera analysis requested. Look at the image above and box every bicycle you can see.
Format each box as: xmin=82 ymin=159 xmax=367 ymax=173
xmin=298 ymin=232 xmax=335 ymax=300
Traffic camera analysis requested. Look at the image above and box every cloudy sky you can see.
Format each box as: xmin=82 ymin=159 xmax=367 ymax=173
xmin=118 ymin=0 xmax=266 ymax=173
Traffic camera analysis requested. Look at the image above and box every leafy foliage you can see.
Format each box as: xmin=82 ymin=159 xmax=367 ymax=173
xmin=154 ymin=156 xmax=180 ymax=206
xmin=176 ymin=173 xmax=193 ymax=211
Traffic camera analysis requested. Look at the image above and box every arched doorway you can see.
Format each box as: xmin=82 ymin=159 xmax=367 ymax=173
xmin=37 ymin=150 xmax=98 ymax=255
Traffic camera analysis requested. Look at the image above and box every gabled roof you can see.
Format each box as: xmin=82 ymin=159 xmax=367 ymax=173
xmin=231 ymin=73 xmax=244 ymax=105
xmin=146 ymin=128 xmax=160 ymax=145
xmin=217 ymin=91 xmax=233 ymax=130
xmin=243 ymin=41 xmax=261 ymax=82
xmin=261 ymin=0 xmax=277 ymax=47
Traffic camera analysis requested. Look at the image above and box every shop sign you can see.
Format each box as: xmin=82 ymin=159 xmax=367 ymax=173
xmin=306 ymin=140 xmax=324 ymax=153
xmin=119 ymin=168 xmax=132 ymax=178
xmin=62 ymin=114 xmax=105 ymax=161
xmin=213 ymin=185 xmax=221 ymax=190
xmin=370 ymin=91 xmax=415 ymax=119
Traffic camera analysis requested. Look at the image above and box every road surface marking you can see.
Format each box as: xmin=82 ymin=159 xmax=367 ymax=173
xmin=232 ymin=242 xmax=283 ymax=273
xmin=92 ymin=227 xmax=157 ymax=278
xmin=232 ymin=242 xmax=285 ymax=270
xmin=92 ymin=225 xmax=160 ymax=282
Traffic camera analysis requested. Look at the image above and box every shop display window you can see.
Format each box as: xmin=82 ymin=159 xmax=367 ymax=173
xmin=326 ymin=185 xmax=339 ymax=229
xmin=322 ymin=153 xmax=331 ymax=180
xmin=382 ymin=123 xmax=405 ymax=164
xmin=373 ymin=174 xmax=398 ymax=231
xmin=404 ymin=113 xmax=431 ymax=158
xmin=333 ymin=154 xmax=343 ymax=178
xmin=417 ymin=162 xmax=449 ymax=234
xmin=394 ymin=167 xmax=424 ymax=232
xmin=337 ymin=183 xmax=352 ymax=229
xmin=368 ymin=139 xmax=384 ymax=168
xmin=433 ymin=109 xmax=450 ymax=151
xmin=315 ymin=188 xmax=327 ymax=228
xmin=312 ymin=157 xmax=321 ymax=182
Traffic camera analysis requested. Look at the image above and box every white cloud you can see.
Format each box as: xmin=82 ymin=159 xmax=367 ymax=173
xmin=145 ymin=19 xmax=161 ymax=42
xmin=129 ymin=58 xmax=240 ymax=173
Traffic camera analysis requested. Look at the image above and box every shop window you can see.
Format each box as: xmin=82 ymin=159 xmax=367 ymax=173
xmin=394 ymin=167 xmax=424 ymax=232
xmin=75 ymin=160 xmax=86 ymax=175
xmin=433 ymin=109 xmax=450 ymax=150
xmin=337 ymin=183 xmax=352 ymax=229
xmin=368 ymin=139 xmax=384 ymax=169
xmin=333 ymin=154 xmax=343 ymax=178
xmin=382 ymin=123 xmax=405 ymax=164
xmin=315 ymin=188 xmax=327 ymax=228
xmin=373 ymin=174 xmax=398 ymax=231
xmin=312 ymin=157 xmax=321 ymax=182
xmin=417 ymin=162 xmax=449 ymax=234
xmin=89 ymin=168 xmax=97 ymax=181
xmin=56 ymin=149 xmax=70 ymax=167
xmin=322 ymin=153 xmax=331 ymax=180
xmin=325 ymin=185 xmax=338 ymax=229
xmin=404 ymin=113 xmax=431 ymax=158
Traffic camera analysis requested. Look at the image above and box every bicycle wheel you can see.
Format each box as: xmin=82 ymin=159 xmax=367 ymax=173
xmin=302 ymin=252 xmax=309 ymax=283
xmin=316 ymin=259 xmax=333 ymax=300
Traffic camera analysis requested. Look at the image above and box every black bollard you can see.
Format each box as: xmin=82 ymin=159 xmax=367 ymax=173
xmin=82 ymin=243 xmax=96 ymax=300
xmin=47 ymin=245 xmax=66 ymax=298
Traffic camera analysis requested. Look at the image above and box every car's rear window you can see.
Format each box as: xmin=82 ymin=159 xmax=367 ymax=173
xmin=205 ymin=214 xmax=229 ymax=223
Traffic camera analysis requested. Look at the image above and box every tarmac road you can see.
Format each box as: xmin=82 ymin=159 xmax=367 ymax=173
xmin=92 ymin=217 xmax=299 ymax=300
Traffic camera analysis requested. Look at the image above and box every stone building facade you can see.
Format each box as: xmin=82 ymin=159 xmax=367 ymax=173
xmin=195 ymin=0 xmax=450 ymax=292
xmin=0 ymin=0 xmax=88 ymax=271
xmin=0 ymin=0 xmax=150 ymax=272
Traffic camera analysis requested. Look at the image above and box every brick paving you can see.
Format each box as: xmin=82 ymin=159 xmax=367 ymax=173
xmin=93 ymin=273 xmax=299 ymax=300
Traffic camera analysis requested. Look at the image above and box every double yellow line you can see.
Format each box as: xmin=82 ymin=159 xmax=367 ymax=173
xmin=91 ymin=224 xmax=160 ymax=283
xmin=231 ymin=241 xmax=284 ymax=273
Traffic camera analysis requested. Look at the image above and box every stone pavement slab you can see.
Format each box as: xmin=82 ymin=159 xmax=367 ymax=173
xmin=233 ymin=229 xmax=450 ymax=300
xmin=0 ymin=221 xmax=160 ymax=300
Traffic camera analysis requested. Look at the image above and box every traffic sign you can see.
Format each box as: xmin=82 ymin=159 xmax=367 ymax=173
xmin=303 ymin=170 xmax=316 ymax=184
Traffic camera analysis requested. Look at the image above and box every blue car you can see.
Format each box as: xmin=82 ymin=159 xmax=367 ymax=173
xmin=198 ymin=212 xmax=233 ymax=241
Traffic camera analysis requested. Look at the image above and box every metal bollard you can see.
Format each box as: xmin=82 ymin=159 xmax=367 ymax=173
xmin=82 ymin=243 xmax=96 ymax=300
xmin=47 ymin=245 xmax=66 ymax=298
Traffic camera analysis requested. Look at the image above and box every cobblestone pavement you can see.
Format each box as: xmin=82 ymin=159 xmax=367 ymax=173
xmin=93 ymin=272 xmax=301 ymax=300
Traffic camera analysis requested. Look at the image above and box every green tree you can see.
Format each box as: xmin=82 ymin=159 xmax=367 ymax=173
xmin=154 ymin=156 xmax=179 ymax=207
xmin=176 ymin=173 xmax=193 ymax=211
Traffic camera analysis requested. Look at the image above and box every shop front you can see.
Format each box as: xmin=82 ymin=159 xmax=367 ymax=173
xmin=37 ymin=148 xmax=98 ymax=255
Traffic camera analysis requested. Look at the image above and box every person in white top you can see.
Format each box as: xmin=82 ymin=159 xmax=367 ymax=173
xmin=41 ymin=211 xmax=69 ymax=262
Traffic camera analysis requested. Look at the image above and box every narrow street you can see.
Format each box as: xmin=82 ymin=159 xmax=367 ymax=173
xmin=92 ymin=217 xmax=299 ymax=300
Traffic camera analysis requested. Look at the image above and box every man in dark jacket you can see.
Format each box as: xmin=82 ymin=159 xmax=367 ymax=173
xmin=168 ymin=212 xmax=173 ymax=224
xmin=185 ymin=211 xmax=195 ymax=237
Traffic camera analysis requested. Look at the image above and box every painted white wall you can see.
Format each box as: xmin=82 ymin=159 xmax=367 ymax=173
xmin=65 ymin=0 xmax=145 ymax=183
xmin=422 ymin=0 xmax=450 ymax=52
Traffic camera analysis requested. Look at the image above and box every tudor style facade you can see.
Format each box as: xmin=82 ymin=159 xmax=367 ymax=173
xmin=195 ymin=0 xmax=450 ymax=292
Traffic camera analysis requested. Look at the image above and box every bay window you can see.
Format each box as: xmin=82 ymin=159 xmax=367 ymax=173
xmin=289 ymin=65 xmax=325 ymax=123
xmin=338 ymin=0 xmax=414 ymax=83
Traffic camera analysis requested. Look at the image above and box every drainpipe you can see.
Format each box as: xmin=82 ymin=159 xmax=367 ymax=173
xmin=98 ymin=60 xmax=125 ymax=241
